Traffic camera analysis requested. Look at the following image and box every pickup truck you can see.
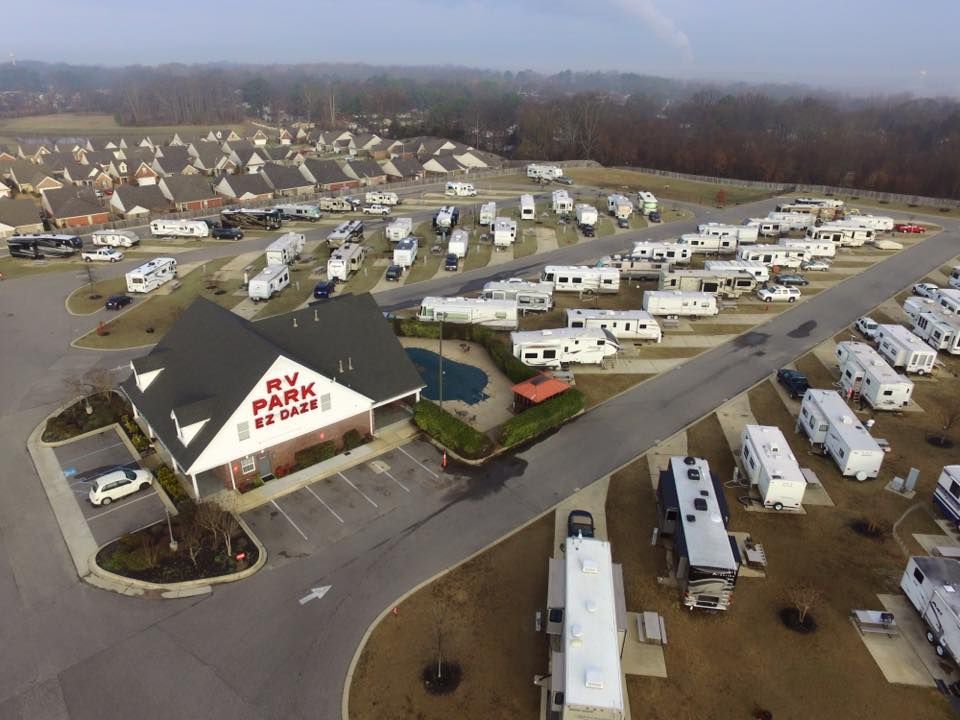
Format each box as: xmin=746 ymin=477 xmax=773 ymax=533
xmin=81 ymin=247 xmax=124 ymax=263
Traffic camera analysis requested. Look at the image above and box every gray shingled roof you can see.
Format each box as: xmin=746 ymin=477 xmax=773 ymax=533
xmin=161 ymin=174 xmax=217 ymax=203
xmin=154 ymin=146 xmax=192 ymax=172
xmin=112 ymin=184 xmax=170 ymax=213
xmin=346 ymin=159 xmax=386 ymax=178
xmin=191 ymin=141 xmax=225 ymax=169
xmin=300 ymin=159 xmax=352 ymax=186
xmin=260 ymin=163 xmax=312 ymax=190
xmin=43 ymin=186 xmax=105 ymax=218
xmin=220 ymin=173 xmax=272 ymax=197
xmin=386 ymin=157 xmax=424 ymax=177
xmin=0 ymin=198 xmax=42 ymax=228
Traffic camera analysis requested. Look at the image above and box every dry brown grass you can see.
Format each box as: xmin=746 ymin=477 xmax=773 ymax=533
xmin=575 ymin=373 xmax=653 ymax=407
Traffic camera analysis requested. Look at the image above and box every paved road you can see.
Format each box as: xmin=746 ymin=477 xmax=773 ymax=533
xmin=0 ymin=193 xmax=956 ymax=719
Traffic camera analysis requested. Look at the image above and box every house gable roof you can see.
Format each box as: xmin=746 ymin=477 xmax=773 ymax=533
xmin=220 ymin=173 xmax=272 ymax=197
xmin=42 ymin=186 xmax=105 ymax=218
xmin=0 ymin=198 xmax=42 ymax=228
xmin=260 ymin=163 xmax=312 ymax=190
xmin=112 ymin=184 xmax=170 ymax=213
xmin=300 ymin=159 xmax=352 ymax=185
xmin=345 ymin=159 xmax=386 ymax=178
xmin=161 ymin=174 xmax=216 ymax=203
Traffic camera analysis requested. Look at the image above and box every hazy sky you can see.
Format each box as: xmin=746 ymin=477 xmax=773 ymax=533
xmin=5 ymin=0 xmax=959 ymax=95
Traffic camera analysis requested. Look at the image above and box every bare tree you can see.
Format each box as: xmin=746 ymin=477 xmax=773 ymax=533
xmin=194 ymin=502 xmax=240 ymax=557
xmin=140 ymin=534 xmax=162 ymax=568
xmin=785 ymin=582 xmax=822 ymax=624
xmin=936 ymin=398 xmax=960 ymax=444
xmin=576 ymin=94 xmax=605 ymax=160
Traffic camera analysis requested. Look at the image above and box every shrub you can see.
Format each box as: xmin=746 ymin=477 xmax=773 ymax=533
xmin=155 ymin=464 xmax=192 ymax=508
xmin=342 ymin=428 xmax=366 ymax=451
xmin=498 ymin=389 xmax=584 ymax=448
xmin=413 ymin=400 xmax=493 ymax=460
xmin=295 ymin=440 xmax=338 ymax=468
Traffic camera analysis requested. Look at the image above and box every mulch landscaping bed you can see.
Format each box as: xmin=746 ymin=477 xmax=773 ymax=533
xmin=42 ymin=392 xmax=130 ymax=443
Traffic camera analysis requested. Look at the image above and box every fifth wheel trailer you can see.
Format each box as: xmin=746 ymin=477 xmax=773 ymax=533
xmin=901 ymin=556 xmax=960 ymax=663
xmin=736 ymin=246 xmax=807 ymax=268
xmin=552 ymin=189 xmax=574 ymax=214
xmin=703 ymin=259 xmax=770 ymax=282
xmin=642 ymin=290 xmax=719 ymax=318
xmin=740 ymin=424 xmax=806 ymax=511
xmin=247 ymin=264 xmax=290 ymax=302
xmin=447 ymin=229 xmax=469 ymax=258
xmin=875 ymin=324 xmax=937 ymax=374
xmin=386 ymin=217 xmax=413 ymax=242
xmin=657 ymin=268 xmax=757 ymax=298
xmin=393 ymin=237 xmax=419 ymax=268
xmin=150 ymin=219 xmax=209 ymax=238
xmin=912 ymin=308 xmax=960 ymax=355
xmin=541 ymin=265 xmax=620 ymax=294
xmin=834 ymin=341 xmax=914 ymax=410
xmin=566 ymin=308 xmax=662 ymax=342
xmin=125 ymin=257 xmax=178 ymax=293
xmin=631 ymin=241 xmax=692 ymax=264
xmin=520 ymin=194 xmax=536 ymax=220
xmin=606 ymin=194 xmax=633 ymax=220
xmin=493 ymin=217 xmax=517 ymax=247
xmin=418 ymin=296 xmax=518 ymax=330
xmin=697 ymin=222 xmax=759 ymax=244
xmin=326 ymin=242 xmax=367 ymax=282
xmin=482 ymin=278 xmax=554 ymax=312
xmin=798 ymin=389 xmax=884 ymax=479
xmin=598 ymin=254 xmax=670 ymax=280
xmin=677 ymin=233 xmax=738 ymax=255
xmin=265 ymin=232 xmax=305 ymax=265
xmin=575 ymin=203 xmax=598 ymax=228
xmin=778 ymin=238 xmax=837 ymax=258
xmin=511 ymin=327 xmax=620 ymax=368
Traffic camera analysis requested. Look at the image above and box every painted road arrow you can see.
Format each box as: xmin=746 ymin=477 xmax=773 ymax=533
xmin=298 ymin=585 xmax=332 ymax=606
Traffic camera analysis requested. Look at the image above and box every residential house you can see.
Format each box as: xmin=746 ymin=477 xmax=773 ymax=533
xmin=152 ymin=146 xmax=198 ymax=177
xmin=381 ymin=157 xmax=425 ymax=182
xmin=122 ymin=159 xmax=161 ymax=186
xmin=169 ymin=132 xmax=206 ymax=148
xmin=7 ymin=160 xmax=64 ymax=194
xmin=287 ymin=148 xmax=311 ymax=166
xmin=0 ymin=198 xmax=43 ymax=238
xmin=0 ymin=180 xmax=10 ymax=199
xmin=159 ymin=175 xmax=222 ymax=212
xmin=364 ymin=139 xmax=394 ymax=160
xmin=229 ymin=145 xmax=269 ymax=175
xmin=351 ymin=133 xmax=382 ymax=154
xmin=261 ymin=146 xmax=291 ymax=163
xmin=299 ymin=159 xmax=360 ymax=191
xmin=343 ymin=159 xmax=387 ymax=186
xmin=17 ymin=142 xmax=52 ymax=162
xmin=450 ymin=149 xmax=489 ymax=169
xmin=249 ymin=128 xmax=270 ymax=146
xmin=312 ymin=130 xmax=353 ymax=153
xmin=65 ymin=163 xmax=114 ymax=192
xmin=278 ymin=128 xmax=295 ymax=145
xmin=421 ymin=154 xmax=465 ymax=175
xmin=260 ymin=163 xmax=315 ymax=196
xmin=0 ymin=145 xmax=17 ymax=163
xmin=214 ymin=173 xmax=274 ymax=202
xmin=406 ymin=136 xmax=458 ymax=156
xmin=189 ymin=142 xmax=232 ymax=176
xmin=205 ymin=129 xmax=242 ymax=143
xmin=41 ymin=186 xmax=110 ymax=228
xmin=109 ymin=184 xmax=171 ymax=218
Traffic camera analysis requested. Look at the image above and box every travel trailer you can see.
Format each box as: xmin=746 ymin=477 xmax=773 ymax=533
xmin=642 ymin=290 xmax=719 ymax=317
xmin=798 ymin=389 xmax=884 ymax=479
xmin=631 ymin=241 xmax=692 ymax=264
xmin=875 ymin=324 xmax=937 ymax=374
xmin=552 ymin=189 xmax=574 ymax=215
xmin=444 ymin=182 xmax=476 ymax=197
xmin=327 ymin=220 xmax=364 ymax=246
xmin=656 ymin=456 xmax=739 ymax=611
xmin=637 ymin=191 xmax=658 ymax=215
xmin=807 ymin=222 xmax=874 ymax=247
xmin=901 ymin=556 xmax=960 ymax=664
xmin=220 ymin=208 xmax=283 ymax=230
xmin=447 ymin=229 xmax=469 ymax=258
xmin=736 ymin=246 xmax=807 ymax=268
xmin=950 ymin=267 xmax=960 ymax=291
xmin=365 ymin=190 xmax=400 ymax=205
xmin=777 ymin=201 xmax=841 ymax=221
xmin=903 ymin=296 xmax=938 ymax=322
xmin=434 ymin=205 xmax=459 ymax=230
xmin=835 ymin=341 xmax=914 ymax=410
xmin=150 ymin=219 xmax=209 ymax=238
xmin=703 ymin=260 xmax=770 ymax=282
xmin=385 ymin=217 xmax=413 ymax=242
xmin=526 ymin=164 xmax=563 ymax=180
xmin=265 ymin=232 xmax=305 ymax=266
xmin=482 ymin=278 xmax=554 ymax=312
xmin=677 ymin=233 xmax=738 ymax=255
xmin=511 ymin=327 xmax=620 ymax=368
xmin=565 ymin=308 xmax=662 ymax=342
xmin=92 ymin=230 xmax=140 ymax=248
xmin=936 ymin=289 xmax=960 ymax=315
xmin=597 ymin=255 xmax=670 ymax=280
xmin=767 ymin=211 xmax=814 ymax=231
xmin=745 ymin=218 xmax=784 ymax=237
xmin=575 ymin=203 xmax=599 ymax=228
xmin=247 ymin=264 xmax=290 ymax=302
xmin=125 ymin=257 xmax=177 ymax=293
xmin=326 ymin=242 xmax=366 ymax=282
xmin=606 ymin=194 xmax=633 ymax=220
xmin=270 ymin=203 xmax=321 ymax=221
xmin=657 ymin=268 xmax=757 ymax=298
xmin=697 ymin=222 xmax=759 ymax=244
xmin=492 ymin=217 xmax=517 ymax=247
xmin=520 ymin=194 xmax=536 ymax=220
xmin=392 ymin=237 xmax=419 ymax=268
xmin=912 ymin=308 xmax=960 ymax=354
xmin=794 ymin=197 xmax=845 ymax=210
xmin=778 ymin=238 xmax=837 ymax=258
xmin=540 ymin=265 xmax=620 ymax=294
xmin=933 ymin=466 xmax=960 ymax=525
xmin=418 ymin=296 xmax=518 ymax=330
xmin=844 ymin=213 xmax=894 ymax=232
xmin=479 ymin=201 xmax=496 ymax=226
xmin=318 ymin=197 xmax=353 ymax=213
xmin=740 ymin=425 xmax=806 ymax=511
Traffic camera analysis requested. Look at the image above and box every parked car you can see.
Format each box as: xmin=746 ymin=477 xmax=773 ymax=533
xmin=104 ymin=294 xmax=132 ymax=311
xmin=801 ymin=258 xmax=831 ymax=272
xmin=444 ymin=253 xmax=459 ymax=271
xmin=895 ymin=223 xmax=925 ymax=234
xmin=757 ymin=284 xmax=800 ymax=303
xmin=567 ymin=510 xmax=595 ymax=538
xmin=776 ymin=368 xmax=810 ymax=399
xmin=855 ymin=315 xmax=879 ymax=340
xmin=385 ymin=264 xmax=403 ymax=281
xmin=913 ymin=282 xmax=939 ymax=298
xmin=648 ymin=210 xmax=661 ymax=223
xmin=580 ymin=224 xmax=596 ymax=237
xmin=774 ymin=273 xmax=809 ymax=286
xmin=555 ymin=176 xmax=574 ymax=185
xmin=362 ymin=204 xmax=391 ymax=216
xmin=211 ymin=226 xmax=243 ymax=240
xmin=617 ymin=217 xmax=630 ymax=229
xmin=313 ymin=280 xmax=336 ymax=299
xmin=88 ymin=467 xmax=154 ymax=506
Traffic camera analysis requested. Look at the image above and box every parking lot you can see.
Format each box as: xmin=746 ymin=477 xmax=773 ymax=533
xmin=52 ymin=428 xmax=167 ymax=546
xmin=242 ymin=440 xmax=453 ymax=566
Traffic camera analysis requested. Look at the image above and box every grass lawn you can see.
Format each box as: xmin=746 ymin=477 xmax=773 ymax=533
xmin=686 ymin=323 xmax=757 ymax=335
xmin=783 ymin=191 xmax=958 ymax=219
xmin=67 ymin=276 xmax=129 ymax=315
xmin=639 ymin=345 xmax=705 ymax=359
xmin=463 ymin=241 xmax=492 ymax=271
xmin=0 ymin=113 xmax=246 ymax=140
xmin=252 ymin=265 xmax=317 ymax=319
xmin=0 ymin=255 xmax=83 ymax=280
xmin=596 ymin=217 xmax=616 ymax=237
xmin=574 ymin=373 xmax=653 ymax=407
xmin=566 ymin=167 xmax=777 ymax=206
xmin=513 ymin=227 xmax=539 ymax=258
xmin=405 ymin=249 xmax=444 ymax=284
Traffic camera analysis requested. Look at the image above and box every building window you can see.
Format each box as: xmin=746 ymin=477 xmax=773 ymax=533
xmin=237 ymin=421 xmax=250 ymax=441
xmin=320 ymin=393 xmax=332 ymax=412
xmin=240 ymin=455 xmax=255 ymax=474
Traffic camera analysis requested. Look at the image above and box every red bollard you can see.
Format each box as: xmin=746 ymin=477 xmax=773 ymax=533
xmin=442 ymin=450 xmax=448 ymax=469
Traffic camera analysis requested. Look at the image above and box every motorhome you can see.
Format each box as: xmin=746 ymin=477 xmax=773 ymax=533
xmin=807 ymin=222 xmax=874 ymax=247
xmin=551 ymin=189 xmax=573 ymax=215
xmin=656 ymin=456 xmax=739 ymax=611
xmin=444 ymin=182 xmax=476 ymax=197
xmin=566 ymin=308 xmax=662 ymax=342
xmin=393 ymin=237 xmax=418 ymax=268
xmin=526 ymin=163 xmax=563 ymax=180
xmin=433 ymin=205 xmax=459 ymax=231
xmin=778 ymin=238 xmax=837 ymax=258
xmin=607 ymin=194 xmax=633 ymax=220
xmin=575 ymin=203 xmax=599 ymax=228
xmin=598 ymin=255 xmax=671 ymax=280
xmin=92 ymin=230 xmax=140 ymax=248
xmin=798 ymin=389 xmax=884 ymax=479
xmin=541 ymin=265 xmax=620 ymax=294
xmin=835 ymin=341 xmax=914 ymax=410
xmin=365 ymin=190 xmax=400 ymax=205
xmin=265 ymin=232 xmax=305 ymax=266
xmin=270 ymin=203 xmax=322 ymax=222
xmin=418 ymin=296 xmax=519 ymax=330
xmin=901 ymin=556 xmax=960 ymax=664
xmin=220 ymin=208 xmax=283 ymax=230
xmin=479 ymin=201 xmax=496 ymax=226
xmin=447 ymin=228 xmax=469 ymax=258
xmin=745 ymin=218 xmax=784 ymax=237
xmin=631 ymin=241 xmax=692 ymax=264
xmin=736 ymin=245 xmax=807 ymax=268
xmin=125 ymin=257 xmax=178 ymax=294
xmin=327 ymin=220 xmax=364 ymax=246
xmin=7 ymin=234 xmax=79 ymax=259
xmin=795 ymin=197 xmax=845 ymax=210
xmin=637 ymin=191 xmax=658 ymax=216
xmin=767 ymin=211 xmax=814 ymax=231
xmin=677 ymin=233 xmax=738 ymax=255
xmin=658 ymin=268 xmax=758 ymax=298
xmin=326 ymin=242 xmax=366 ymax=282
xmin=697 ymin=222 xmax=759 ymax=244
xmin=492 ymin=217 xmax=517 ymax=247
xmin=247 ymin=264 xmax=290 ymax=302
xmin=740 ymin=425 xmax=806 ymax=511
xmin=844 ymin=213 xmax=894 ymax=232
xmin=875 ymin=324 xmax=937 ymax=374
xmin=520 ymin=194 xmax=536 ymax=221
xmin=318 ymin=197 xmax=353 ymax=213
xmin=511 ymin=327 xmax=620 ymax=368
xmin=704 ymin=259 xmax=770 ymax=282
xmin=936 ymin=289 xmax=960 ymax=315
xmin=385 ymin=217 xmax=413 ymax=242
xmin=912 ymin=308 xmax=960 ymax=354
xmin=933 ymin=466 xmax=960 ymax=525
xmin=482 ymin=278 xmax=554 ymax=312
xmin=642 ymin=290 xmax=719 ymax=317
xmin=150 ymin=219 xmax=209 ymax=238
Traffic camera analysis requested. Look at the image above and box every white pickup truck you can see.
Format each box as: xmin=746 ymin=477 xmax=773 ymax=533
xmin=81 ymin=247 xmax=124 ymax=263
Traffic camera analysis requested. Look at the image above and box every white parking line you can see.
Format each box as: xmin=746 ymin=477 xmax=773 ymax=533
xmin=382 ymin=469 xmax=410 ymax=493
xmin=62 ymin=441 xmax=126 ymax=465
xmin=339 ymin=472 xmax=379 ymax=508
xmin=398 ymin=446 xmax=440 ymax=479
xmin=305 ymin=486 xmax=345 ymax=524
xmin=87 ymin=492 xmax=157 ymax=521
xmin=271 ymin=499 xmax=308 ymax=540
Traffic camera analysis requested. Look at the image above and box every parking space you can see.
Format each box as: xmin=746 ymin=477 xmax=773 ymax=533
xmin=243 ymin=439 xmax=450 ymax=566
xmin=52 ymin=428 xmax=166 ymax=546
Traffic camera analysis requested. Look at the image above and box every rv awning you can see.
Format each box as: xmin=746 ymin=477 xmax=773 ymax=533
xmin=512 ymin=374 xmax=569 ymax=405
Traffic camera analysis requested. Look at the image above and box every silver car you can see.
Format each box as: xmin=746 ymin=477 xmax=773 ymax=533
xmin=88 ymin=468 xmax=154 ymax=506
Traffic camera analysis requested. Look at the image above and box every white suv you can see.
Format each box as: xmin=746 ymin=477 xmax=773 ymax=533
xmin=362 ymin=204 xmax=391 ymax=216
xmin=757 ymin=284 xmax=800 ymax=303
xmin=88 ymin=468 xmax=154 ymax=506
xmin=855 ymin=316 xmax=879 ymax=339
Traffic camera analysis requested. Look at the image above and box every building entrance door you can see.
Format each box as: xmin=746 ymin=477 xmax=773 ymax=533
xmin=257 ymin=452 xmax=274 ymax=481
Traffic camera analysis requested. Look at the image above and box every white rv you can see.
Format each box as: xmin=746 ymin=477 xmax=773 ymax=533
xmin=566 ymin=308 xmax=662 ymax=342
xmin=845 ymin=213 xmax=894 ymax=232
xmin=798 ymin=389 xmax=884 ymax=479
xmin=778 ymin=238 xmax=837 ymax=258
xmin=936 ymin=289 xmax=960 ymax=315
xmin=365 ymin=190 xmax=400 ymax=205
xmin=125 ymin=257 xmax=177 ymax=294
xmin=552 ymin=189 xmax=574 ymax=215
xmin=479 ymin=201 xmax=496 ymax=226
xmin=520 ymin=194 xmax=536 ymax=221
xmin=393 ymin=237 xmax=419 ymax=268
xmin=541 ymin=265 xmax=620 ymax=294
xmin=808 ymin=222 xmax=874 ymax=247
xmin=795 ymin=196 xmax=845 ymax=209
xmin=327 ymin=220 xmax=364 ymax=246
xmin=418 ymin=296 xmax=518 ymax=330
xmin=150 ymin=219 xmax=209 ymax=238
xmin=575 ymin=203 xmax=598 ymax=228
xmin=271 ymin=203 xmax=322 ymax=222
xmin=447 ymin=228 xmax=469 ymax=258
xmin=265 ymin=232 xmax=305 ymax=266
xmin=444 ymin=182 xmax=476 ymax=197
xmin=385 ymin=217 xmax=413 ymax=242
xmin=326 ymin=242 xmax=366 ymax=282
xmin=767 ymin=211 xmax=814 ymax=231
xmin=637 ymin=191 xmax=658 ymax=216
xmin=606 ymin=194 xmax=633 ymax=220
xmin=247 ymin=264 xmax=290 ymax=302
xmin=835 ymin=341 xmax=914 ymax=410
xmin=597 ymin=255 xmax=670 ymax=280
xmin=677 ymin=233 xmax=738 ymax=255
xmin=482 ymin=278 xmax=554 ymax=312
xmin=875 ymin=324 xmax=937 ymax=374
xmin=903 ymin=296 xmax=938 ymax=322
xmin=736 ymin=246 xmax=807 ymax=268
xmin=746 ymin=218 xmax=784 ymax=238
xmin=511 ymin=327 xmax=620 ymax=368
xmin=704 ymin=259 xmax=770 ymax=282
xmin=950 ymin=267 xmax=960 ymax=291
xmin=778 ymin=202 xmax=841 ymax=221
xmin=657 ymin=268 xmax=758 ymax=298
xmin=740 ymin=424 xmax=806 ymax=511
xmin=913 ymin=308 xmax=960 ymax=354
xmin=526 ymin=163 xmax=563 ymax=180
xmin=642 ymin=290 xmax=719 ymax=317
xmin=631 ymin=241 xmax=692 ymax=264
xmin=92 ymin=230 xmax=139 ymax=248
xmin=934 ymin=466 xmax=960 ymax=525
xmin=434 ymin=205 xmax=457 ymax=230
xmin=697 ymin=222 xmax=759 ymax=244
xmin=901 ymin=556 xmax=960 ymax=664
xmin=492 ymin=217 xmax=517 ymax=247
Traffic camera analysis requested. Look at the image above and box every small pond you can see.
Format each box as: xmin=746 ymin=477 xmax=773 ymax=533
xmin=406 ymin=347 xmax=489 ymax=405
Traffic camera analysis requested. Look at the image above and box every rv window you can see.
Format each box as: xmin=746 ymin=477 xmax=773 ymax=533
xmin=820 ymin=423 xmax=828 ymax=432
xmin=240 ymin=455 xmax=255 ymax=474
xmin=543 ymin=350 xmax=557 ymax=360
xmin=950 ymin=480 xmax=960 ymax=499
xmin=749 ymin=457 xmax=755 ymax=470
xmin=913 ymin=567 xmax=924 ymax=584
xmin=882 ymin=390 xmax=892 ymax=396
xmin=237 ymin=422 xmax=250 ymax=441
xmin=524 ymin=352 xmax=537 ymax=359
xmin=571 ymin=321 xmax=584 ymax=328
xmin=838 ymin=448 xmax=845 ymax=458
xmin=320 ymin=393 xmax=332 ymax=412
xmin=558 ymin=276 xmax=568 ymax=283
xmin=596 ymin=341 xmax=603 ymax=346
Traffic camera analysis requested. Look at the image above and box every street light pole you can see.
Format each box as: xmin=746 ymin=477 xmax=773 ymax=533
xmin=438 ymin=312 xmax=444 ymax=411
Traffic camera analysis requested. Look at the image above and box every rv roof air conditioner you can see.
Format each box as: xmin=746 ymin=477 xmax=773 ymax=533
xmin=686 ymin=514 xmax=696 ymax=522
xmin=687 ymin=468 xmax=701 ymax=480
xmin=683 ymin=456 xmax=697 ymax=465
xmin=694 ymin=498 xmax=708 ymax=511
